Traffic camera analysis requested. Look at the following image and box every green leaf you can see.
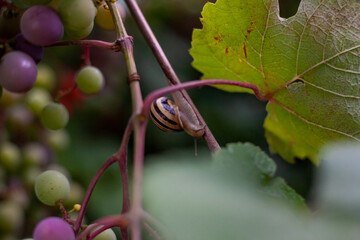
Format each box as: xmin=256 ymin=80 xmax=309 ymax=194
xmin=213 ymin=142 xmax=276 ymax=182
xmin=315 ymin=141 xmax=360 ymax=220
xmin=190 ymin=0 xmax=360 ymax=164
xmin=143 ymin=157 xmax=360 ymax=240
xmin=212 ymin=142 xmax=306 ymax=209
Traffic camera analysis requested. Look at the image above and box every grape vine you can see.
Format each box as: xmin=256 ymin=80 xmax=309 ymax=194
xmin=1 ymin=0 xmax=358 ymax=239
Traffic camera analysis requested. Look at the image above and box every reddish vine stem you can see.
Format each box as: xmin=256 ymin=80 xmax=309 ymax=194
xmin=46 ymin=39 xmax=117 ymax=50
xmin=143 ymin=222 xmax=163 ymax=240
xmin=82 ymin=45 xmax=91 ymax=66
xmin=73 ymin=156 xmax=117 ymax=234
xmin=142 ymin=79 xmax=268 ymax=116
xmin=75 ymin=214 xmax=128 ymax=240
xmin=73 ymin=118 xmax=134 ymax=234
xmin=114 ymin=116 xmax=134 ymax=240
xmin=55 ymin=80 xmax=77 ymax=102
xmin=129 ymin=117 xmax=148 ymax=240
xmin=124 ymin=0 xmax=220 ymax=152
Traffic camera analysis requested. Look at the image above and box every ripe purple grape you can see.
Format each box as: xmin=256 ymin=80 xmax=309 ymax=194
xmin=33 ymin=217 xmax=75 ymax=240
xmin=20 ymin=6 xmax=64 ymax=46
xmin=12 ymin=34 xmax=44 ymax=63
xmin=0 ymin=51 xmax=37 ymax=93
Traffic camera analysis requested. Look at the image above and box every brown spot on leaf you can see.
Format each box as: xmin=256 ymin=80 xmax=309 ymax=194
xmin=225 ymin=47 xmax=229 ymax=55
xmin=243 ymin=43 xmax=247 ymax=59
xmin=214 ymin=36 xmax=223 ymax=44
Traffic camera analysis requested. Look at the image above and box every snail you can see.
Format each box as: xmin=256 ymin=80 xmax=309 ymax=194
xmin=150 ymin=90 xmax=205 ymax=138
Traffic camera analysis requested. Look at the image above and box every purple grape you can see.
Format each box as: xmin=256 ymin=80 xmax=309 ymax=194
xmin=33 ymin=217 xmax=75 ymax=240
xmin=12 ymin=34 xmax=44 ymax=63
xmin=20 ymin=6 xmax=64 ymax=46
xmin=0 ymin=51 xmax=37 ymax=93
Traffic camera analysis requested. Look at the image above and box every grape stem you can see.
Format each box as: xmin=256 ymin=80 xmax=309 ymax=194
xmin=143 ymin=223 xmax=163 ymax=240
xmin=124 ymin=0 xmax=220 ymax=152
xmin=142 ymin=79 xmax=267 ymax=116
xmin=46 ymin=39 xmax=119 ymax=51
xmin=82 ymin=45 xmax=91 ymax=66
xmin=75 ymin=214 xmax=128 ymax=240
xmin=73 ymin=117 xmax=134 ymax=234
xmin=106 ymin=1 xmax=144 ymax=240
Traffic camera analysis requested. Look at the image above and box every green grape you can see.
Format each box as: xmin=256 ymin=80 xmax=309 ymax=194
xmin=64 ymin=21 xmax=94 ymax=40
xmin=76 ymin=66 xmax=104 ymax=94
xmin=0 ymin=200 xmax=24 ymax=234
xmin=95 ymin=2 xmax=126 ymax=31
xmin=24 ymin=88 xmax=52 ymax=116
xmin=58 ymin=0 xmax=97 ymax=39
xmin=0 ymin=142 xmax=21 ymax=172
xmin=46 ymin=164 xmax=70 ymax=178
xmin=23 ymin=166 xmax=42 ymax=189
xmin=89 ymin=225 xmax=117 ymax=240
xmin=0 ymin=89 xmax=23 ymax=107
xmin=7 ymin=104 xmax=34 ymax=129
xmin=45 ymin=129 xmax=70 ymax=151
xmin=40 ymin=102 xmax=69 ymax=130
xmin=22 ymin=142 xmax=48 ymax=166
xmin=34 ymin=170 xmax=70 ymax=206
xmin=34 ymin=64 xmax=56 ymax=91
xmin=64 ymin=182 xmax=84 ymax=207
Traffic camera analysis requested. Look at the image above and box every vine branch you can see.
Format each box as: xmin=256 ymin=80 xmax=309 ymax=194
xmin=124 ymin=0 xmax=221 ymax=152
xmin=73 ymin=117 xmax=134 ymax=234
xmin=142 ymin=79 xmax=267 ymax=117
xmin=46 ymin=39 xmax=119 ymax=50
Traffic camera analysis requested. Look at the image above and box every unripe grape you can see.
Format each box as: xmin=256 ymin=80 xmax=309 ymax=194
xmin=64 ymin=182 xmax=84 ymax=207
xmin=23 ymin=167 xmax=42 ymax=189
xmin=0 ymin=89 xmax=23 ymax=107
xmin=58 ymin=0 xmax=97 ymax=40
xmin=24 ymin=88 xmax=52 ymax=116
xmin=64 ymin=22 xmax=94 ymax=40
xmin=34 ymin=170 xmax=70 ymax=206
xmin=34 ymin=64 xmax=56 ymax=91
xmin=0 ymin=142 xmax=21 ymax=172
xmin=21 ymin=6 xmax=64 ymax=46
xmin=7 ymin=104 xmax=34 ymax=128
xmin=46 ymin=164 xmax=70 ymax=179
xmin=45 ymin=129 xmax=70 ymax=151
xmin=22 ymin=142 xmax=48 ymax=167
xmin=0 ymin=51 xmax=37 ymax=93
xmin=76 ymin=66 xmax=105 ymax=94
xmin=40 ymin=102 xmax=69 ymax=130
xmin=33 ymin=217 xmax=75 ymax=240
xmin=0 ymin=200 xmax=24 ymax=233
xmin=89 ymin=225 xmax=117 ymax=240
xmin=95 ymin=2 xmax=126 ymax=31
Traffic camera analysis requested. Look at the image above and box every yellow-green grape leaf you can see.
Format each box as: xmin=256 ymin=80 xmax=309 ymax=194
xmin=190 ymin=0 xmax=360 ymax=164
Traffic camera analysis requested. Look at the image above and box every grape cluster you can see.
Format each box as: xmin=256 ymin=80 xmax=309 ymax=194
xmin=0 ymin=0 xmax=126 ymax=239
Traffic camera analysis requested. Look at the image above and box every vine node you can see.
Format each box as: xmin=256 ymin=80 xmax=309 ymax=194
xmin=114 ymin=36 xmax=134 ymax=52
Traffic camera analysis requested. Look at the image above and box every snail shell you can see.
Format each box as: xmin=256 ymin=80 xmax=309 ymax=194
xmin=150 ymin=97 xmax=183 ymax=132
